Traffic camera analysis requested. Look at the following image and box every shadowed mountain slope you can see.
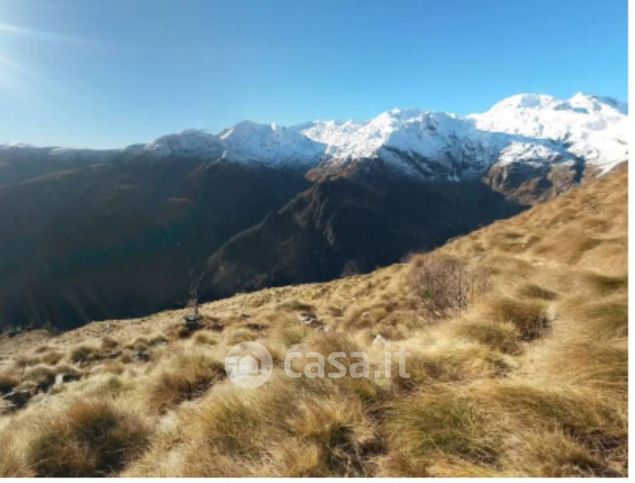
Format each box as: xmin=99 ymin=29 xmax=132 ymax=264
xmin=0 ymin=166 xmax=626 ymax=477
xmin=0 ymin=158 xmax=309 ymax=329
xmin=201 ymin=171 xmax=525 ymax=299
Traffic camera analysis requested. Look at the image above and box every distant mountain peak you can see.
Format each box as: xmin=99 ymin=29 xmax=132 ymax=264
xmin=6 ymin=92 xmax=619 ymax=180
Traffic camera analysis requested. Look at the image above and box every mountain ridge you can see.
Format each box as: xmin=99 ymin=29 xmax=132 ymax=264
xmin=2 ymin=92 xmax=627 ymax=182
xmin=0 ymin=91 xmax=627 ymax=330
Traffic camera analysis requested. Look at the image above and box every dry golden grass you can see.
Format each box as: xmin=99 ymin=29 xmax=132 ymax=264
xmin=26 ymin=398 xmax=150 ymax=476
xmin=146 ymin=352 xmax=225 ymax=413
xmin=0 ymin=166 xmax=627 ymax=476
xmin=0 ymin=372 xmax=18 ymax=395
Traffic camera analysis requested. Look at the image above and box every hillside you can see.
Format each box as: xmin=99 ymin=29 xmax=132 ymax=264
xmin=0 ymin=165 xmax=626 ymax=477
xmin=0 ymin=92 xmax=626 ymax=330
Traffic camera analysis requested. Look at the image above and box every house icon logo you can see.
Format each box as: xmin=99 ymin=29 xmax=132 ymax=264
xmin=224 ymin=341 xmax=273 ymax=388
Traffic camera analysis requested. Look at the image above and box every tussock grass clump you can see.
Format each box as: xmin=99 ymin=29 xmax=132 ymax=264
xmin=171 ymin=375 xmax=378 ymax=477
xmin=502 ymin=429 xmax=622 ymax=477
xmin=582 ymin=273 xmax=627 ymax=295
xmin=38 ymin=351 xmax=64 ymax=366
xmin=69 ymin=344 xmax=102 ymax=364
xmin=453 ymin=320 xmax=521 ymax=354
xmin=193 ymin=330 xmax=219 ymax=345
xmin=13 ymin=355 xmax=42 ymax=369
xmin=276 ymin=299 xmax=316 ymax=313
xmin=100 ymin=336 xmax=119 ymax=350
xmin=383 ymin=389 xmax=498 ymax=476
xmin=391 ymin=343 xmax=513 ymax=394
xmin=518 ymin=284 xmax=559 ymax=301
xmin=0 ymin=439 xmax=33 ymax=477
xmin=0 ymin=372 xmax=18 ymax=394
xmin=409 ymin=254 xmax=489 ymax=319
xmin=224 ymin=327 xmax=257 ymax=345
xmin=148 ymin=334 xmax=168 ymax=346
xmin=147 ymin=353 xmax=225 ymax=413
xmin=343 ymin=304 xmax=391 ymax=329
xmin=382 ymin=379 xmax=626 ymax=477
xmin=23 ymin=365 xmax=57 ymax=391
xmin=125 ymin=337 xmax=149 ymax=351
xmin=584 ymin=298 xmax=628 ymax=336
xmin=26 ymin=398 xmax=150 ymax=476
xmin=536 ymin=341 xmax=627 ymax=395
xmin=478 ymin=382 xmax=626 ymax=475
xmin=480 ymin=297 xmax=549 ymax=341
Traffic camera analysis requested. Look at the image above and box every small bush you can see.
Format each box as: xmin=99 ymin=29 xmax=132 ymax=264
xmin=409 ymin=254 xmax=489 ymax=318
xmin=27 ymin=398 xmax=150 ymax=476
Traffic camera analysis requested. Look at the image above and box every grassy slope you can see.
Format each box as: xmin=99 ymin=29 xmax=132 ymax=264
xmin=0 ymin=166 xmax=627 ymax=477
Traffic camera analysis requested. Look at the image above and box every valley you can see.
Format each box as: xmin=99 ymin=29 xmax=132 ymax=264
xmin=0 ymin=165 xmax=627 ymax=476
xmin=0 ymin=92 xmax=627 ymax=329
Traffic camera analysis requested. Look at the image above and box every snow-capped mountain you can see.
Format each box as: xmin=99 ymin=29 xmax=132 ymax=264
xmin=3 ymin=92 xmax=625 ymax=182
xmin=469 ymin=93 xmax=628 ymax=174
xmin=120 ymin=92 xmax=626 ymax=181
xmin=128 ymin=123 xmax=325 ymax=167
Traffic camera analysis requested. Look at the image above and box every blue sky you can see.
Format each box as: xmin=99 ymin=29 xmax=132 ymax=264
xmin=0 ymin=0 xmax=627 ymax=148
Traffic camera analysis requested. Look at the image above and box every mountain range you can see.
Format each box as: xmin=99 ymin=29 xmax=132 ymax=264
xmin=0 ymin=92 xmax=627 ymax=329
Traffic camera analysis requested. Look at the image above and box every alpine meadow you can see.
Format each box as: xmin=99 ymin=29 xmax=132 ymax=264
xmin=0 ymin=0 xmax=629 ymax=479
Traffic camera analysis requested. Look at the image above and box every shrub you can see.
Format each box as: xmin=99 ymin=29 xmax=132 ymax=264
xmin=27 ymin=398 xmax=150 ymax=476
xmin=409 ymin=254 xmax=489 ymax=318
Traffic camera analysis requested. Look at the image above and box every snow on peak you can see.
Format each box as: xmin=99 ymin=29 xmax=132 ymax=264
xmin=127 ymin=91 xmax=626 ymax=177
xmin=470 ymin=92 xmax=627 ymax=173
xmin=569 ymin=92 xmax=628 ymax=114
xmin=142 ymin=129 xmax=224 ymax=158
xmin=490 ymin=93 xmax=560 ymax=110
xmin=218 ymin=121 xmax=324 ymax=165
xmin=301 ymin=109 xmax=472 ymax=167
xmin=136 ymin=123 xmax=325 ymax=167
